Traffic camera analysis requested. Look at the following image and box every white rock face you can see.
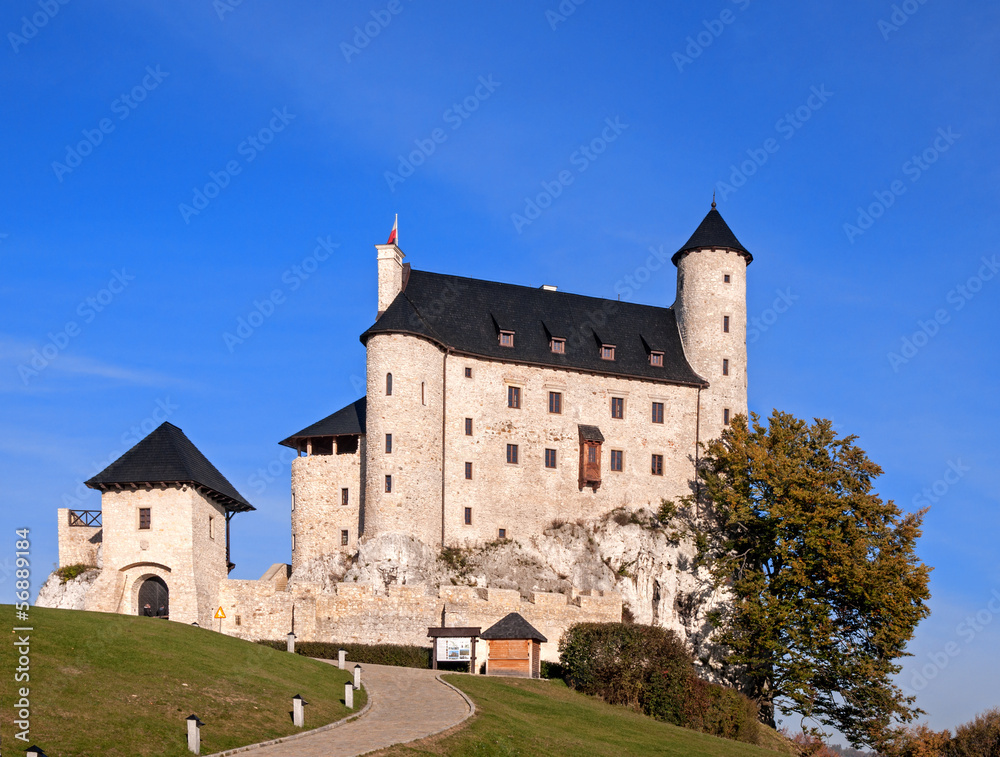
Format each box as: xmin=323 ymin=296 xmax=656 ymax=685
xmin=35 ymin=569 xmax=100 ymax=610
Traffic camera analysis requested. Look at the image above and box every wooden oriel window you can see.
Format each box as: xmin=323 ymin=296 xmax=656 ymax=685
xmin=499 ymin=330 xmax=514 ymax=347
xmin=722 ymin=359 xmax=730 ymax=376
xmin=341 ymin=530 xmax=349 ymax=546
xmin=601 ymin=344 xmax=615 ymax=361
xmin=548 ymin=391 xmax=562 ymax=414
xmin=385 ymin=475 xmax=392 ymax=493
xmin=611 ymin=397 xmax=624 ymax=419
xmin=506 ymin=444 xmax=519 ymax=464
xmin=464 ymin=507 xmax=472 ymax=525
xmin=723 ymin=315 xmax=730 ymax=333
xmin=544 ymin=448 xmax=557 ymax=469
xmin=610 ymin=449 xmax=623 ymax=472
xmin=139 ymin=508 xmax=151 ymax=530
xmin=464 ymin=417 xmax=473 ymax=435
xmin=652 ymin=402 xmax=664 ymax=424
xmin=650 ymin=351 xmax=663 ymax=367
xmin=651 ymin=454 xmax=664 ymax=476
xmin=580 ymin=439 xmax=602 ymax=489
xmin=465 ymin=462 xmax=473 ymax=480
xmin=550 ymin=338 xmax=565 ymax=354
xmin=508 ymin=385 xmax=521 ymax=409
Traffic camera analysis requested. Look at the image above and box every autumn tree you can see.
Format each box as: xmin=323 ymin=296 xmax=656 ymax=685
xmin=683 ymin=410 xmax=931 ymax=750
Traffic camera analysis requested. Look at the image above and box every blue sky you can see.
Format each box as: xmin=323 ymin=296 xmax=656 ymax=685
xmin=1 ymin=0 xmax=997 ymax=735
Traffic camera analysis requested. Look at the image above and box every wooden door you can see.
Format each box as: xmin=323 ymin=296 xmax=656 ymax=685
xmin=138 ymin=576 xmax=169 ymax=617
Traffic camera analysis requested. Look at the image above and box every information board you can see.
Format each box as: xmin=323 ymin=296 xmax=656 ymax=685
xmin=436 ymin=637 xmax=472 ymax=662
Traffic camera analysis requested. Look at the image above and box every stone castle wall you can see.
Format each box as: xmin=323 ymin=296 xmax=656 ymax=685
xmin=56 ymin=508 xmax=102 ymax=567
xmin=218 ymin=579 xmax=622 ymax=663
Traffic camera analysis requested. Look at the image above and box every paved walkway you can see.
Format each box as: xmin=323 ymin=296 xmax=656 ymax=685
xmin=235 ymin=661 xmax=474 ymax=757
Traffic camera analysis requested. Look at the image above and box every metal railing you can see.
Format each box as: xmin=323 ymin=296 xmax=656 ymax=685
xmin=68 ymin=509 xmax=101 ymax=527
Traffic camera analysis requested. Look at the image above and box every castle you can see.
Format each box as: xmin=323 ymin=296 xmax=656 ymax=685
xmin=43 ymin=203 xmax=751 ymax=660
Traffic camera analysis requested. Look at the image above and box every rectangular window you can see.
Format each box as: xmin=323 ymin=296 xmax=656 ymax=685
xmin=292 ymin=533 xmax=296 ymax=551
xmin=723 ymin=315 xmax=730 ymax=333
xmin=465 ymin=417 xmax=473 ymax=435
xmin=499 ymin=330 xmax=514 ymax=347
xmin=209 ymin=516 xmax=215 ymax=539
xmin=651 ymin=454 xmax=664 ymax=476
xmin=588 ymin=446 xmax=598 ymax=464
xmin=506 ymin=444 xmax=519 ymax=465
xmin=139 ymin=508 xmax=151 ymax=530
xmin=610 ymin=449 xmax=623 ymax=472
xmin=723 ymin=274 xmax=731 ymax=283
xmin=652 ymin=402 xmax=664 ymax=424
xmin=498 ymin=528 xmax=506 ymax=539
xmin=508 ymin=385 xmax=521 ymax=409
xmin=465 ymin=461 xmax=473 ymax=480
xmin=385 ymin=475 xmax=392 ymax=493
xmin=650 ymin=351 xmax=663 ymax=367
xmin=601 ymin=344 xmax=615 ymax=361
xmin=421 ymin=382 xmax=425 ymax=405
xmin=385 ymin=433 xmax=392 ymax=453
xmin=291 ymin=492 xmax=295 ymax=511
xmin=722 ymin=359 xmax=729 ymax=376
xmin=550 ymin=338 xmax=565 ymax=354
xmin=548 ymin=391 xmax=562 ymax=414
xmin=341 ymin=530 xmax=349 ymax=546
xmin=465 ymin=366 xmax=472 ymax=378
xmin=544 ymin=448 xmax=557 ymax=469
xmin=611 ymin=397 xmax=624 ymax=419
xmin=724 ymin=408 xmax=731 ymax=425
xmin=464 ymin=507 xmax=472 ymax=525
xmin=341 ymin=488 xmax=349 ymax=506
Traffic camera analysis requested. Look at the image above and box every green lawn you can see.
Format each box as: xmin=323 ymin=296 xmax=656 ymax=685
xmin=0 ymin=604 xmax=364 ymax=757
xmin=374 ymin=675 xmax=794 ymax=757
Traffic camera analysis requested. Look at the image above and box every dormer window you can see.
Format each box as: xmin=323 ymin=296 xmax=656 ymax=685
xmin=550 ymin=338 xmax=565 ymax=354
xmin=650 ymin=351 xmax=663 ymax=367
xmin=499 ymin=330 xmax=514 ymax=347
xmin=601 ymin=344 xmax=615 ymax=361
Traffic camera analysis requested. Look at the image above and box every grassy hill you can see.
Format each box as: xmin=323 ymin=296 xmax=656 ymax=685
xmin=0 ymin=605 xmax=363 ymax=757
xmin=374 ymin=675 xmax=795 ymax=757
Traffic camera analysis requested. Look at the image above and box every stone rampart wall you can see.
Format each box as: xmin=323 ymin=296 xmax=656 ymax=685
xmin=56 ymin=508 xmax=101 ymax=568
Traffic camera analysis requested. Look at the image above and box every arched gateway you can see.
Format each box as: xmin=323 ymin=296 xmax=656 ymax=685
xmin=138 ymin=576 xmax=169 ymax=618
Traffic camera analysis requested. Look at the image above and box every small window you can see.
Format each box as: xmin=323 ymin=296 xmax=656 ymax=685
xmin=498 ymin=528 xmax=506 ymax=539
xmin=508 ymin=385 xmax=521 ymax=409
xmin=588 ymin=446 xmax=598 ymax=464
xmin=465 ymin=462 xmax=473 ymax=480
xmin=651 ymin=454 xmax=664 ymax=476
xmin=548 ymin=391 xmax=562 ymax=414
xmin=724 ymin=408 xmax=731 ymax=425
xmin=385 ymin=433 xmax=392 ymax=453
xmin=139 ymin=508 xmax=151 ymax=530
xmin=506 ymin=444 xmax=519 ymax=465
xmin=464 ymin=507 xmax=473 ymax=525
xmin=722 ymin=359 xmax=729 ymax=376
xmin=341 ymin=530 xmax=349 ymax=546
xmin=650 ymin=351 xmax=663 ymax=367
xmin=341 ymin=488 xmax=349 ymax=506
xmin=723 ymin=315 xmax=730 ymax=333
xmin=723 ymin=274 xmax=731 ymax=284
xmin=601 ymin=344 xmax=615 ymax=361
xmin=550 ymin=338 xmax=565 ymax=354
xmin=386 ymin=373 xmax=393 ymax=395
xmin=421 ymin=381 xmax=425 ymax=405
xmin=652 ymin=402 xmax=664 ymax=424
xmin=291 ymin=492 xmax=295 ymax=512
xmin=385 ymin=474 xmax=392 ymax=493
xmin=544 ymin=448 xmax=557 ymax=469
xmin=209 ymin=516 xmax=215 ymax=539
xmin=499 ymin=330 xmax=514 ymax=347
xmin=292 ymin=533 xmax=296 ymax=551
xmin=610 ymin=449 xmax=623 ymax=472
xmin=235 ymin=615 xmax=241 ymax=627
xmin=611 ymin=397 xmax=624 ymax=419
xmin=465 ymin=417 xmax=473 ymax=435
xmin=465 ymin=366 xmax=472 ymax=378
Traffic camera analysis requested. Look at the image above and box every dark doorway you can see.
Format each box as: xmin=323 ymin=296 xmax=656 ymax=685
xmin=138 ymin=576 xmax=169 ymax=618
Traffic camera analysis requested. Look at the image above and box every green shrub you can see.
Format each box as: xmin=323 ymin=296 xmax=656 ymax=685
xmin=559 ymin=622 xmax=759 ymax=745
xmin=56 ymin=564 xmax=95 ymax=583
xmin=947 ymin=707 xmax=1000 ymax=757
xmin=256 ymin=639 xmax=430 ymax=668
xmin=540 ymin=660 xmax=564 ymax=680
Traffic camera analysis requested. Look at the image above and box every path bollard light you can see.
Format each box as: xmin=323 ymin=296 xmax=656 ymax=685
xmin=338 ymin=648 xmax=346 ymax=669
xmin=26 ymin=746 xmax=48 ymax=757
xmin=186 ymin=714 xmax=204 ymax=754
xmin=345 ymin=682 xmax=354 ymax=709
xmin=353 ymin=663 xmax=362 ymax=690
xmin=292 ymin=694 xmax=308 ymax=727
xmin=286 ymin=632 xmax=296 ymax=653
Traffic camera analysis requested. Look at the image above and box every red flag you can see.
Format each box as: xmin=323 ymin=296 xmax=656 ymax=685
xmin=387 ymin=215 xmax=398 ymax=245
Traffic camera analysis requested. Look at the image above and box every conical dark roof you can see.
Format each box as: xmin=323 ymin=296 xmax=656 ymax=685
xmin=85 ymin=422 xmax=254 ymax=512
xmin=672 ymin=205 xmax=752 ymax=265
xmin=279 ymin=397 xmax=367 ymax=448
xmin=481 ymin=612 xmax=548 ymax=642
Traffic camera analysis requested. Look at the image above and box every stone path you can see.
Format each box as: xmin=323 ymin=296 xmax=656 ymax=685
xmin=232 ymin=661 xmax=474 ymax=757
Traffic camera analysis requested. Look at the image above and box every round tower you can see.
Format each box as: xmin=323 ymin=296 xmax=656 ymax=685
xmin=672 ymin=201 xmax=752 ymax=444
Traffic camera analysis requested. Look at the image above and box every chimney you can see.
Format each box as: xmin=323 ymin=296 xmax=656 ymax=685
xmin=375 ymin=242 xmax=404 ymax=318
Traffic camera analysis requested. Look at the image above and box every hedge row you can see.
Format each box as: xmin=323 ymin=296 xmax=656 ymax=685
xmin=257 ymin=639 xmax=431 ymax=668
xmin=559 ymin=622 xmax=759 ymax=745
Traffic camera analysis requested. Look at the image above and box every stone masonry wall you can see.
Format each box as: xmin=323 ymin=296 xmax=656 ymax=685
xmin=56 ymin=508 xmax=101 ymax=567
xmin=218 ymin=580 xmax=622 ymax=663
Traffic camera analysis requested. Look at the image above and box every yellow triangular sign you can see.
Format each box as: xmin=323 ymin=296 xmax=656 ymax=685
xmin=214 ymin=607 xmax=226 ymax=619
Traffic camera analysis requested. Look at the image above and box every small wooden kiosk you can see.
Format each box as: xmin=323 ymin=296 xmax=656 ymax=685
xmin=427 ymin=625 xmax=481 ymax=673
xmin=481 ymin=613 xmax=547 ymax=679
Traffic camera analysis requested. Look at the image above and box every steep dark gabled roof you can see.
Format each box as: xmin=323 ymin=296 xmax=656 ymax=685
xmin=481 ymin=612 xmax=548 ymax=642
xmin=85 ymin=423 xmax=254 ymax=512
xmin=579 ymin=424 xmax=605 ymax=443
xmin=361 ymin=271 xmax=706 ymax=388
xmin=672 ymin=206 xmax=752 ymax=265
xmin=279 ymin=397 xmax=367 ymax=448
